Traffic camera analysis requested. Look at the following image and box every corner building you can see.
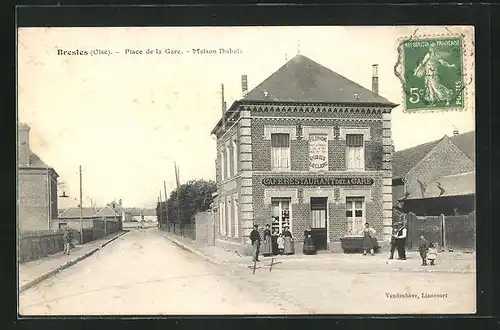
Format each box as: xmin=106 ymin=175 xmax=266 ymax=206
xmin=211 ymin=55 xmax=397 ymax=255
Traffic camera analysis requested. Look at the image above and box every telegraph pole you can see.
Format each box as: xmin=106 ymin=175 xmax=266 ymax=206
xmin=164 ymin=180 xmax=168 ymax=227
xmin=79 ymin=165 xmax=83 ymax=244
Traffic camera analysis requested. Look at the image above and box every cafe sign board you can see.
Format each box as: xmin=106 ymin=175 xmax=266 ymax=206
xmin=262 ymin=177 xmax=374 ymax=186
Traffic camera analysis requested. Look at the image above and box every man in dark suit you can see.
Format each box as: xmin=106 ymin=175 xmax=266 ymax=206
xmin=250 ymin=224 xmax=261 ymax=262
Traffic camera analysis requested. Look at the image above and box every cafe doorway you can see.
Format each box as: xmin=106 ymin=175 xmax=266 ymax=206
xmin=310 ymin=197 xmax=328 ymax=250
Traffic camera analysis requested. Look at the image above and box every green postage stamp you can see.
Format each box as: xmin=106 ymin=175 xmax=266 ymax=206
xmin=397 ymin=35 xmax=466 ymax=112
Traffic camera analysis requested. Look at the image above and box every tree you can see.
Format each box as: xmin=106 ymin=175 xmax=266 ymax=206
xmin=164 ymin=179 xmax=216 ymax=226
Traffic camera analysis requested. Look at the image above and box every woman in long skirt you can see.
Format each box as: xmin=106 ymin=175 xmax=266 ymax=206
xmin=261 ymin=224 xmax=273 ymax=257
xmin=360 ymin=222 xmax=376 ymax=256
xmin=303 ymin=226 xmax=316 ymax=255
xmin=283 ymin=226 xmax=295 ymax=255
xmin=271 ymin=229 xmax=279 ymax=255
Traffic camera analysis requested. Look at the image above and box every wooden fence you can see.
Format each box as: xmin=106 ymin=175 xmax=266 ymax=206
xmin=19 ymin=223 xmax=120 ymax=263
xmin=405 ymin=211 xmax=476 ymax=251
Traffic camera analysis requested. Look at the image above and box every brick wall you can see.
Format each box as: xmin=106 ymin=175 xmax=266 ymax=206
xmin=404 ymin=137 xmax=475 ymax=195
xmin=251 ymin=117 xmax=384 ymax=172
xmin=18 ymin=168 xmax=52 ymax=231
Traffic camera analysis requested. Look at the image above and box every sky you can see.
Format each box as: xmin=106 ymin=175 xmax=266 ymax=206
xmin=17 ymin=26 xmax=475 ymax=209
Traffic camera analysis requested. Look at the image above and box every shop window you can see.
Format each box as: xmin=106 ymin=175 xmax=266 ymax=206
xmin=271 ymin=133 xmax=290 ymax=171
xmin=271 ymin=198 xmax=291 ymax=233
xmin=346 ymin=197 xmax=365 ymax=235
xmin=346 ymin=134 xmax=365 ymax=171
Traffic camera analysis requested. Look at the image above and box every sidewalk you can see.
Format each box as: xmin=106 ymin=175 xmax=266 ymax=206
xmin=19 ymin=230 xmax=128 ymax=293
xmin=161 ymin=231 xmax=476 ymax=274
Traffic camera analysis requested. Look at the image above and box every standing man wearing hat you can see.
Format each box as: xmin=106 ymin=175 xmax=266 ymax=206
xmin=388 ymin=223 xmax=400 ymax=259
xmin=395 ymin=221 xmax=407 ymax=260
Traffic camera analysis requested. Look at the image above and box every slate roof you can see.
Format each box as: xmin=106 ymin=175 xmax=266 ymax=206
xmin=243 ymin=55 xmax=396 ymax=105
xmin=58 ymin=207 xmax=98 ymax=219
xmin=392 ymin=138 xmax=443 ymax=180
xmin=450 ymin=131 xmax=475 ymax=161
xmin=407 ymin=171 xmax=475 ymax=200
xmin=392 ymin=131 xmax=475 ymax=180
xmin=94 ymin=205 xmax=120 ymax=217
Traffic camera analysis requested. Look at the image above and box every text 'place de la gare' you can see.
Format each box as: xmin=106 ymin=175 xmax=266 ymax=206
xmin=211 ymin=54 xmax=397 ymax=255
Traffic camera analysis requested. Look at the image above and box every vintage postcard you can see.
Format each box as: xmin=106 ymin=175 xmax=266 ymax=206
xmin=17 ymin=25 xmax=476 ymax=315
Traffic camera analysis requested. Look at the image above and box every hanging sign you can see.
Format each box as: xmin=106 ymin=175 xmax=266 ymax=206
xmin=309 ymin=135 xmax=328 ymax=171
xmin=262 ymin=177 xmax=374 ymax=186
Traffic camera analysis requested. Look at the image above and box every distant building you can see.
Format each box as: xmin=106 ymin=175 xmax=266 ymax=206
xmin=393 ymin=131 xmax=475 ymax=216
xmin=211 ymin=55 xmax=397 ymax=254
xmin=55 ymin=207 xmax=97 ymax=230
xmin=56 ymin=204 xmax=122 ymax=232
xmin=17 ymin=123 xmax=59 ymax=231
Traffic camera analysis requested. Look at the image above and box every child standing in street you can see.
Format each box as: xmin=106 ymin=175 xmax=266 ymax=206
xmin=63 ymin=228 xmax=72 ymax=255
xmin=277 ymin=234 xmax=285 ymax=255
xmin=427 ymin=242 xmax=438 ymax=266
xmin=418 ymin=234 xmax=428 ymax=266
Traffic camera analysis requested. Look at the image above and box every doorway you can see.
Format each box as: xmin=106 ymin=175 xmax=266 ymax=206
xmin=310 ymin=197 xmax=328 ymax=250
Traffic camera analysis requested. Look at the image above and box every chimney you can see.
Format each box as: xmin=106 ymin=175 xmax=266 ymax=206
xmin=221 ymin=83 xmax=226 ymax=131
xmin=453 ymin=127 xmax=459 ymax=136
xmin=241 ymin=75 xmax=248 ymax=97
xmin=18 ymin=123 xmax=30 ymax=166
xmin=372 ymin=64 xmax=379 ymax=95
xmin=119 ymin=199 xmax=122 ymax=207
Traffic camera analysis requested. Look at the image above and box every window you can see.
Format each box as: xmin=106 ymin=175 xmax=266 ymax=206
xmin=271 ymin=198 xmax=291 ymax=234
xmin=346 ymin=197 xmax=365 ymax=235
xmin=220 ymin=151 xmax=226 ymax=180
xmin=219 ymin=201 xmax=226 ymax=235
xmin=233 ymin=196 xmax=239 ymax=238
xmin=58 ymin=223 xmax=67 ymax=229
xmin=226 ymin=197 xmax=232 ymax=237
xmin=226 ymin=144 xmax=231 ymax=178
xmin=232 ymin=137 xmax=238 ymax=174
xmin=271 ymin=133 xmax=290 ymax=171
xmin=346 ymin=134 xmax=365 ymax=170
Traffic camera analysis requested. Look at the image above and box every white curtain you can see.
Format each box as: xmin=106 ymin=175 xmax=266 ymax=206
xmin=311 ymin=210 xmax=326 ymax=228
xmin=271 ymin=134 xmax=290 ymax=170
xmin=346 ymin=134 xmax=365 ymax=170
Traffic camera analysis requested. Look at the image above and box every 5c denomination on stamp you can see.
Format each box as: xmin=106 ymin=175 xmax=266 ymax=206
xmin=396 ymin=35 xmax=466 ymax=112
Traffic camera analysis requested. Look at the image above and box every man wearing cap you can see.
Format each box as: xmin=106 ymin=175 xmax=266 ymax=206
xmin=395 ymin=221 xmax=407 ymax=260
xmin=249 ymin=224 xmax=261 ymax=262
